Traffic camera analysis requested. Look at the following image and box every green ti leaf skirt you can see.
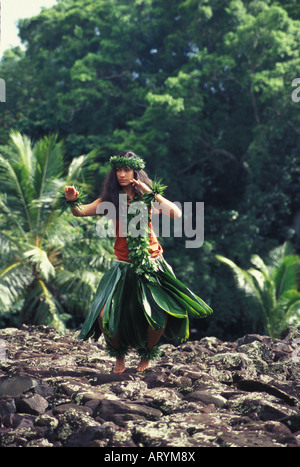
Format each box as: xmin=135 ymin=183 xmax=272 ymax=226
xmin=78 ymin=256 xmax=213 ymax=348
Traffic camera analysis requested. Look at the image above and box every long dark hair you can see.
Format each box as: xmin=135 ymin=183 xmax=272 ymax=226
xmin=100 ymin=151 xmax=152 ymax=218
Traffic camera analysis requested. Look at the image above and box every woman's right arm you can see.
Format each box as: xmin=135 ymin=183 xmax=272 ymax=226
xmin=65 ymin=186 xmax=102 ymax=217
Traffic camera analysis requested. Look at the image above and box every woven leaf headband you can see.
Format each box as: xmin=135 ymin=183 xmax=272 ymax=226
xmin=109 ymin=155 xmax=146 ymax=170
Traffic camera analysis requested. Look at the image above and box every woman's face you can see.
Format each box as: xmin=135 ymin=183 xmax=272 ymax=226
xmin=116 ymin=167 xmax=134 ymax=187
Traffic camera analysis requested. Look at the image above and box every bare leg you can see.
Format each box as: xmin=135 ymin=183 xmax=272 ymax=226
xmin=99 ymin=306 xmax=126 ymax=374
xmin=137 ymin=317 xmax=167 ymax=372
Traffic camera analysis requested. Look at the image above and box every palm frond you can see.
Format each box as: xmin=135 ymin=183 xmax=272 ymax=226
xmin=216 ymin=255 xmax=263 ymax=303
xmin=38 ymin=150 xmax=96 ymax=240
xmin=66 ymin=153 xmax=91 ymax=187
xmin=41 ymin=214 xmax=75 ymax=246
xmin=32 ymin=134 xmax=65 ymax=232
xmin=55 ymin=268 xmax=102 ymax=314
xmin=9 ymin=131 xmax=35 ymax=176
xmin=250 ymin=254 xmax=269 ymax=276
xmin=0 ymin=131 xmax=46 ymax=234
xmin=22 ymin=280 xmax=69 ymax=333
xmin=0 ymin=229 xmax=23 ymax=259
xmin=271 ymin=255 xmax=300 ymax=298
xmin=67 ymin=149 xmax=98 ymax=185
xmin=0 ymin=194 xmax=27 ymax=235
xmin=60 ymin=229 xmax=115 ymax=272
xmin=0 ymin=154 xmax=34 ymax=232
xmin=6 ymin=131 xmax=36 ymax=203
xmin=23 ymin=247 xmax=56 ymax=281
xmin=33 ymin=134 xmax=64 ymax=188
xmin=0 ymin=262 xmax=34 ymax=313
xmin=249 ymin=265 xmax=276 ymax=311
xmin=267 ymin=241 xmax=295 ymax=268
xmin=275 ymin=289 xmax=300 ymax=331
xmin=216 ymin=247 xmax=300 ymax=338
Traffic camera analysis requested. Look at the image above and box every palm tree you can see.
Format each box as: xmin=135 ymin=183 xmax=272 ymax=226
xmin=0 ymin=131 xmax=114 ymax=331
xmin=216 ymin=242 xmax=300 ymax=338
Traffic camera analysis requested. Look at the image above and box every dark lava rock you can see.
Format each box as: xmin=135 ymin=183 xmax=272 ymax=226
xmin=0 ymin=324 xmax=299 ymax=447
xmin=0 ymin=375 xmax=37 ymax=396
xmin=15 ymin=394 xmax=49 ymax=416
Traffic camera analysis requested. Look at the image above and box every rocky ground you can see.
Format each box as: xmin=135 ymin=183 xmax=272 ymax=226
xmin=0 ymin=324 xmax=299 ymax=448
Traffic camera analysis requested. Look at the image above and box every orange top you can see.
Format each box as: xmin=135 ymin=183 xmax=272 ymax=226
xmin=113 ymin=218 xmax=163 ymax=261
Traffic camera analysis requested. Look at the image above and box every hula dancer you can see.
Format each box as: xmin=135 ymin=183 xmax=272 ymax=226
xmin=63 ymin=151 xmax=212 ymax=373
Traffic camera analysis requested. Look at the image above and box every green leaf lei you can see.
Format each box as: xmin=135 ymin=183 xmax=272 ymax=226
xmin=59 ymin=179 xmax=167 ymax=282
xmin=124 ymin=178 xmax=167 ymax=283
xmin=137 ymin=345 xmax=161 ymax=361
xmin=58 ymin=187 xmax=87 ymax=216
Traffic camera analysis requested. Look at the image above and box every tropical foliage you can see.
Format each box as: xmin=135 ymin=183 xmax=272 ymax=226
xmin=216 ymin=243 xmax=300 ymax=338
xmin=0 ymin=131 xmax=114 ymax=331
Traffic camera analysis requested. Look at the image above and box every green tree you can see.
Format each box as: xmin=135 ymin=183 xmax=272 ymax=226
xmin=0 ymin=131 xmax=114 ymax=331
xmin=1 ymin=0 xmax=300 ymax=339
xmin=216 ymin=242 xmax=300 ymax=338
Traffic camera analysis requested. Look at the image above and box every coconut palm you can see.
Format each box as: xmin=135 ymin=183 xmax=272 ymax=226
xmin=216 ymin=242 xmax=300 ymax=338
xmin=0 ymin=131 xmax=114 ymax=332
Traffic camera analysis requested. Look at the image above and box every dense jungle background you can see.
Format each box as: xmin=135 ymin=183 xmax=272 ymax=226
xmin=0 ymin=0 xmax=299 ymax=342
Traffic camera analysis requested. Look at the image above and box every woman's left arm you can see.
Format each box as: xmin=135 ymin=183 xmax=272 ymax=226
xmin=153 ymin=194 xmax=182 ymax=219
xmin=131 ymin=179 xmax=182 ymax=219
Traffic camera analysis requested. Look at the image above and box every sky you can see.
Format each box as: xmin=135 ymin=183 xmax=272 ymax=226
xmin=0 ymin=0 xmax=58 ymax=56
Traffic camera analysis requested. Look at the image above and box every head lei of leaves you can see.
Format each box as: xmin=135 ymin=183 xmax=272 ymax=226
xmin=109 ymin=155 xmax=146 ymax=171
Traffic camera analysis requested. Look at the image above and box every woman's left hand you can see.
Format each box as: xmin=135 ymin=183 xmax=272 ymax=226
xmin=130 ymin=178 xmax=152 ymax=194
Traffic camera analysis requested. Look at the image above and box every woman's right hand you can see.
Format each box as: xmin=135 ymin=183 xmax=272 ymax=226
xmin=65 ymin=186 xmax=79 ymax=202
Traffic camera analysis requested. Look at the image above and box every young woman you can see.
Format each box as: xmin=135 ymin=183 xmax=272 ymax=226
xmin=64 ymin=151 xmax=212 ymax=373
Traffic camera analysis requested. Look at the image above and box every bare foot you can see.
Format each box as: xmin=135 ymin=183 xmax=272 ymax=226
xmin=114 ymin=358 xmax=126 ymax=374
xmin=137 ymin=359 xmax=150 ymax=372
